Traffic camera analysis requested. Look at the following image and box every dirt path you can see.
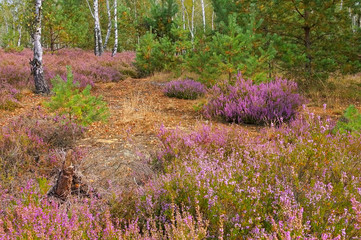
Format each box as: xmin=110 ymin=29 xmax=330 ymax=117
xmin=78 ymin=76 xmax=213 ymax=192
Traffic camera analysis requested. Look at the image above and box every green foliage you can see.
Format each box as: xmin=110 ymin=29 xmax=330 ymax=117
xmin=45 ymin=66 xmax=109 ymax=126
xmin=333 ymin=105 xmax=361 ymax=135
xmin=187 ymin=14 xmax=277 ymax=84
xmin=143 ymin=0 xmax=178 ymax=39
xmin=135 ymin=32 xmax=181 ymax=76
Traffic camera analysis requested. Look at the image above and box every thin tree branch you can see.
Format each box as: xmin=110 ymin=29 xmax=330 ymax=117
xmin=85 ymin=0 xmax=95 ymax=19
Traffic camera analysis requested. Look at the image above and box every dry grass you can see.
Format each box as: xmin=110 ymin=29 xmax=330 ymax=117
xmin=306 ymin=74 xmax=361 ymax=110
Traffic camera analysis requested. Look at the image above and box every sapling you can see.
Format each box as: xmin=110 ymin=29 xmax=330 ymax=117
xmin=45 ymin=66 xmax=109 ymax=126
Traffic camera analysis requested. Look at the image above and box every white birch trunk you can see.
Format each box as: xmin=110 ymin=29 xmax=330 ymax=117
xmin=200 ymin=0 xmax=206 ymax=33
xmin=112 ymin=0 xmax=118 ymax=57
xmin=103 ymin=0 xmax=112 ymax=50
xmin=191 ymin=0 xmax=195 ymax=39
xmin=17 ymin=26 xmax=22 ymax=47
xmin=30 ymin=0 xmax=49 ymax=94
xmin=211 ymin=11 xmax=214 ymax=31
xmin=181 ymin=0 xmax=186 ymax=30
xmin=94 ymin=0 xmax=103 ymax=56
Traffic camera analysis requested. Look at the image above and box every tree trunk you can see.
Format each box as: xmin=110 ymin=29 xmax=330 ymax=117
xmin=181 ymin=0 xmax=186 ymax=30
xmin=211 ymin=11 xmax=214 ymax=31
xmin=304 ymin=25 xmax=312 ymax=77
xmin=94 ymin=0 xmax=103 ymax=56
xmin=112 ymin=0 xmax=118 ymax=57
xmin=17 ymin=26 xmax=22 ymax=47
xmin=304 ymin=10 xmax=312 ymax=78
xmin=200 ymin=0 xmax=206 ymax=33
xmin=191 ymin=0 xmax=195 ymax=40
xmin=30 ymin=0 xmax=50 ymax=95
xmin=103 ymin=0 xmax=112 ymax=50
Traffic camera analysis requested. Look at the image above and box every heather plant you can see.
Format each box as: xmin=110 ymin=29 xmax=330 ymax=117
xmin=0 ymin=181 xmax=209 ymax=239
xmin=45 ymin=66 xmax=109 ymax=126
xmin=333 ymin=104 xmax=361 ymax=135
xmin=0 ymin=108 xmax=84 ymax=188
xmin=163 ymin=79 xmax=206 ymax=100
xmin=203 ymin=75 xmax=305 ymax=125
xmin=146 ymin=113 xmax=361 ymax=238
xmin=0 ymin=82 xmax=21 ymax=111
xmin=0 ymin=49 xmax=136 ymax=90
xmin=1 ymin=111 xmax=361 ymax=238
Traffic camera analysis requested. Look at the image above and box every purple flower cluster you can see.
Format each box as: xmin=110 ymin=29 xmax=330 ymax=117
xmin=0 ymin=110 xmax=361 ymax=238
xmin=203 ymin=75 xmax=305 ymax=125
xmin=151 ymin=112 xmax=361 ymax=238
xmin=163 ymin=79 xmax=206 ymax=100
xmin=0 ymin=49 xmax=136 ymax=90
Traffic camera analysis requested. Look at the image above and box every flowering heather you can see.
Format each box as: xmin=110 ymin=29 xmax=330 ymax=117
xmin=0 ymin=182 xmax=208 ymax=239
xmin=149 ymin=112 xmax=361 ymax=238
xmin=164 ymin=79 xmax=206 ymax=100
xmin=0 ymin=49 xmax=136 ymax=89
xmin=0 ymin=82 xmax=21 ymax=111
xmin=203 ymin=75 xmax=305 ymax=125
xmin=0 ymin=110 xmax=361 ymax=238
xmin=0 ymin=108 xmax=84 ymax=188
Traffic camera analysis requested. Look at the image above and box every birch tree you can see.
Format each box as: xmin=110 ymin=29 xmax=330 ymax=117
xmin=112 ymin=0 xmax=118 ymax=56
xmin=200 ymin=0 xmax=206 ymax=32
xmin=103 ymin=0 xmax=112 ymax=50
xmin=86 ymin=0 xmax=103 ymax=56
xmin=181 ymin=0 xmax=186 ymax=30
xmin=30 ymin=0 xmax=50 ymax=94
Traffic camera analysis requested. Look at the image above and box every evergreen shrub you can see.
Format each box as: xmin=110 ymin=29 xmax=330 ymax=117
xmin=45 ymin=66 xmax=109 ymax=126
xmin=333 ymin=105 xmax=361 ymax=135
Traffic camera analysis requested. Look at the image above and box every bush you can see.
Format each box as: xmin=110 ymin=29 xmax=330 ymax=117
xmin=135 ymin=32 xmax=178 ymax=77
xmin=163 ymin=79 xmax=206 ymax=100
xmin=186 ymin=14 xmax=277 ymax=84
xmin=203 ymin=75 xmax=305 ymax=125
xmin=148 ymin=113 xmax=361 ymax=238
xmin=333 ymin=105 xmax=361 ymax=135
xmin=45 ymin=66 xmax=109 ymax=126
xmin=0 ymin=83 xmax=21 ymax=111
xmin=0 ymin=108 xmax=84 ymax=187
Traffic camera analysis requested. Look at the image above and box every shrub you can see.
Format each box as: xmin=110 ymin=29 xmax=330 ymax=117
xmin=186 ymin=14 xmax=277 ymax=84
xmin=0 ymin=108 xmax=84 ymax=187
xmin=146 ymin=113 xmax=361 ymax=238
xmin=135 ymin=32 xmax=185 ymax=77
xmin=44 ymin=66 xmax=109 ymax=126
xmin=163 ymin=79 xmax=206 ymax=100
xmin=202 ymin=75 xmax=305 ymax=125
xmin=0 ymin=83 xmax=21 ymax=111
xmin=0 ymin=181 xmax=209 ymax=239
xmin=333 ymin=105 xmax=361 ymax=135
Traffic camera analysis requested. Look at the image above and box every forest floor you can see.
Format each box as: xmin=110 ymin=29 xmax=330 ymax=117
xmin=0 ymin=73 xmax=347 ymax=195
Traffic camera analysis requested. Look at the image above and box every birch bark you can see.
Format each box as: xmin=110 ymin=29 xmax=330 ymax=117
xmin=30 ymin=0 xmax=50 ymax=94
xmin=181 ymin=0 xmax=186 ymax=30
xmin=112 ymin=0 xmax=118 ymax=57
xmin=103 ymin=0 xmax=112 ymax=50
xmin=87 ymin=0 xmax=103 ymax=56
xmin=191 ymin=0 xmax=195 ymax=39
xmin=94 ymin=0 xmax=103 ymax=56
xmin=200 ymin=0 xmax=206 ymax=32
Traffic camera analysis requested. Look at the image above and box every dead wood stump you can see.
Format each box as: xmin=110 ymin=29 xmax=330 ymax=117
xmin=48 ymin=150 xmax=93 ymax=200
